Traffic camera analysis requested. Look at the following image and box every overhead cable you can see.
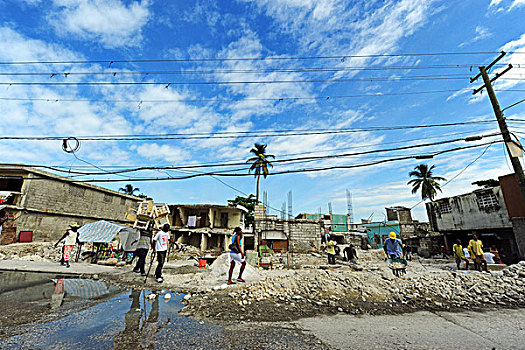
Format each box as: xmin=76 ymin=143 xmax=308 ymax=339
xmin=0 ymin=51 xmax=520 ymax=65
xmin=0 ymin=119 xmax=504 ymax=141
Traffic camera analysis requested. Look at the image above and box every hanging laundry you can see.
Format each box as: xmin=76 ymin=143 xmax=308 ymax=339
xmin=187 ymin=216 xmax=197 ymax=227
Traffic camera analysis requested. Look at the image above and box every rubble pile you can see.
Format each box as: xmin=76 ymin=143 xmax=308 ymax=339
xmin=181 ymin=261 xmax=525 ymax=322
xmin=0 ymin=242 xmax=65 ymax=262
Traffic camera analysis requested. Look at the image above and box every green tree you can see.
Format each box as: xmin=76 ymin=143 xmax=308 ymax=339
xmin=247 ymin=143 xmax=275 ymax=204
xmin=407 ymin=164 xmax=446 ymax=201
xmin=472 ymin=179 xmax=499 ymax=188
xmin=119 ymin=184 xmax=140 ymax=196
xmin=228 ymin=194 xmax=257 ymax=226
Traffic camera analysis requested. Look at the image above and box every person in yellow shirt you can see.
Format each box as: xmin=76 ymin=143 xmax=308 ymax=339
xmin=326 ymin=240 xmax=336 ymax=265
xmin=452 ymin=239 xmax=469 ymax=270
xmin=468 ymin=234 xmax=487 ymax=272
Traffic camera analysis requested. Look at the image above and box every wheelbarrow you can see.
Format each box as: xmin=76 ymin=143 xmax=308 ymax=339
xmin=386 ymin=258 xmax=408 ymax=277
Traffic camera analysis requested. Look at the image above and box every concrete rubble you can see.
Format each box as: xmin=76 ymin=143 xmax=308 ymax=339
xmin=179 ymin=259 xmax=525 ymax=322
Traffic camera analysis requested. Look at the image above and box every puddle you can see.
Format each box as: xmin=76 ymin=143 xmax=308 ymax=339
xmin=0 ymin=271 xmax=223 ymax=349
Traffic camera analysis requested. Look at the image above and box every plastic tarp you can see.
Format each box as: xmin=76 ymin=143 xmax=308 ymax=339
xmin=78 ymin=220 xmax=126 ymax=243
xmin=118 ymin=226 xmax=140 ymax=252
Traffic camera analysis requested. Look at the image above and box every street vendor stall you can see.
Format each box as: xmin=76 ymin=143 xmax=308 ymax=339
xmin=77 ymin=220 xmax=140 ymax=263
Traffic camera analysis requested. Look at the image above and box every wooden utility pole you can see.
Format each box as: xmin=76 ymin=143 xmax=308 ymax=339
xmin=473 ymin=54 xmax=525 ymax=203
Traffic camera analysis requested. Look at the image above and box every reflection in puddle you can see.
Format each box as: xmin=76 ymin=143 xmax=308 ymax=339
xmin=0 ymin=272 xmax=222 ymax=349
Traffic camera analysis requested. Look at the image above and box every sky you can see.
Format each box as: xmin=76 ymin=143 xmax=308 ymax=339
xmin=1 ymin=0 xmax=525 ymax=223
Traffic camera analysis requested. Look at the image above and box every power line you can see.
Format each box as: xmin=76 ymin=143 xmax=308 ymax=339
xmin=5 ymin=140 xmax=500 ymax=183
xmin=24 ymin=133 xmax=501 ymax=177
xmin=3 ymin=75 xmax=524 ymax=87
xmin=410 ymin=143 xmax=494 ymax=209
xmin=0 ymin=51 xmax=520 ymax=65
xmin=0 ymin=63 xmax=520 ymax=77
xmin=0 ymin=119 xmax=505 ymax=141
xmin=0 ymin=88 xmax=522 ymax=105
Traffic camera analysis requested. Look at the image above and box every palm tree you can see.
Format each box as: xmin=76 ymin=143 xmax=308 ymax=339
xmin=119 ymin=184 xmax=140 ymax=196
xmin=408 ymin=164 xmax=446 ymax=201
xmin=247 ymin=143 xmax=275 ymax=204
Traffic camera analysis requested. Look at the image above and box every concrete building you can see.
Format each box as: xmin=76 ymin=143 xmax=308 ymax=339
xmin=169 ymin=204 xmax=250 ymax=251
xmin=0 ymin=164 xmax=142 ymax=244
xmin=363 ymin=206 xmax=431 ymax=248
xmin=295 ymin=213 xmax=366 ymax=247
xmin=255 ymin=206 xmax=322 ymax=252
xmin=426 ymin=183 xmax=520 ymax=263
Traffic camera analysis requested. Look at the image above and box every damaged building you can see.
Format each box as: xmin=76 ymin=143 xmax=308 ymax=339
xmin=0 ymin=164 xmax=142 ymax=244
xmin=426 ymin=176 xmax=525 ymax=263
xmin=255 ymin=206 xmax=322 ymax=252
xmin=295 ymin=212 xmax=366 ymax=248
xmin=169 ymin=204 xmax=252 ymax=251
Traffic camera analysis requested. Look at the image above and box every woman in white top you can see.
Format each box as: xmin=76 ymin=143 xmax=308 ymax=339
xmin=55 ymin=223 xmax=80 ymax=268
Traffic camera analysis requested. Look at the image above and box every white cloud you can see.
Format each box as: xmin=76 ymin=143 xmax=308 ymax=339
xmin=136 ymin=143 xmax=191 ymax=163
xmin=489 ymin=0 xmax=525 ymax=11
xmin=458 ymin=26 xmax=492 ymax=48
xmin=47 ymin=0 xmax=151 ymax=48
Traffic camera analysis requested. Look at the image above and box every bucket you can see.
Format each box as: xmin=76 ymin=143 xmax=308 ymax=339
xmin=198 ymin=259 xmax=207 ymax=269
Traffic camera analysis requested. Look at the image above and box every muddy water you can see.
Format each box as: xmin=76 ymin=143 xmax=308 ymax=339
xmin=0 ymin=271 xmax=324 ymax=349
xmin=0 ymin=271 xmax=222 ymax=349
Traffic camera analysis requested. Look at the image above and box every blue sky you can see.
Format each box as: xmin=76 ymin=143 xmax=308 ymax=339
xmin=1 ymin=0 xmax=525 ymax=222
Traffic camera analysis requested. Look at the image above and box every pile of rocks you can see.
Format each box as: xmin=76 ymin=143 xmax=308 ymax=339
xmin=181 ymin=261 xmax=525 ymax=322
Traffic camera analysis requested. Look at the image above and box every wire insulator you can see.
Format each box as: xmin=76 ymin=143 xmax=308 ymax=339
xmin=62 ymin=137 xmax=80 ymax=153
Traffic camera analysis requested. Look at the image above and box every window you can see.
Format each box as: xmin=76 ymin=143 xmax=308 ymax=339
xmin=438 ymin=201 xmax=452 ymax=214
xmin=476 ymin=192 xmax=499 ymax=209
xmin=0 ymin=176 xmax=23 ymax=192
xmin=69 ymin=186 xmax=85 ymax=197
xmin=103 ymin=193 xmax=113 ymax=203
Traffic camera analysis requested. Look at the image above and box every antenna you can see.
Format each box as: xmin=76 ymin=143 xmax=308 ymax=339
xmin=281 ymin=202 xmax=286 ymax=219
xmin=346 ymin=189 xmax=354 ymax=224
xmin=328 ymin=202 xmax=333 ymax=215
xmin=288 ymin=190 xmax=293 ymax=219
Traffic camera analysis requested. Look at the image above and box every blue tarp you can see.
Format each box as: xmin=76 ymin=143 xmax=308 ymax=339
xmin=78 ymin=220 xmax=126 ymax=243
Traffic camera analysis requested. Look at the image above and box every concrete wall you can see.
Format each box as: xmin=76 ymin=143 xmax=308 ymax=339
xmin=426 ymin=187 xmax=512 ymax=232
xmin=256 ymin=217 xmax=322 ymax=252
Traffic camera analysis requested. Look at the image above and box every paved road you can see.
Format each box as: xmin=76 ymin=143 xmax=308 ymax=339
xmin=296 ymin=309 xmax=525 ymax=349
xmin=0 ymin=259 xmax=121 ymax=275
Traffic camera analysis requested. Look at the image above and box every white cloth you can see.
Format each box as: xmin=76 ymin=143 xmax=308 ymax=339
xmin=187 ymin=216 xmax=197 ymax=227
xmin=484 ymin=252 xmax=495 ymax=264
xmin=463 ymin=247 xmax=470 ymax=258
xmin=154 ymin=230 xmax=170 ymax=252
xmin=64 ymin=230 xmax=78 ymax=246
xmin=229 ymin=252 xmax=245 ymax=264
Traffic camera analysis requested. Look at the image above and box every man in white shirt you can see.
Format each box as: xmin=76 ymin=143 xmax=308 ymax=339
xmin=153 ymin=224 xmax=170 ymax=283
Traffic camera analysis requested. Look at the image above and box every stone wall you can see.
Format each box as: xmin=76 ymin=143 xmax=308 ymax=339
xmin=256 ymin=217 xmax=322 ymax=252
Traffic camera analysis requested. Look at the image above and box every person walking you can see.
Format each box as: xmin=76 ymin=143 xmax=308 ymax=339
xmin=227 ymin=227 xmax=246 ymax=285
xmin=133 ymin=230 xmax=151 ymax=276
xmin=441 ymin=245 xmax=449 ymax=259
xmin=452 ymin=239 xmax=469 ymax=270
xmin=326 ymin=240 xmax=336 ymax=264
xmin=152 ymin=224 xmax=170 ymax=283
xmin=468 ymin=234 xmax=487 ymax=272
xmin=54 ymin=223 xmax=80 ymax=268
xmin=383 ymin=232 xmax=403 ymax=259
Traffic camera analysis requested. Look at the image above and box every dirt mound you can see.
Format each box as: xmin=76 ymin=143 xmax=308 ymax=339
xmin=209 ymin=253 xmax=260 ymax=281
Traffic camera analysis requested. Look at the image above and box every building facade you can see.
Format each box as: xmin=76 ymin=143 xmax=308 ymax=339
xmin=0 ymin=164 xmax=142 ymax=244
xmin=426 ymin=184 xmax=519 ymax=262
xmin=169 ymin=204 xmax=249 ymax=251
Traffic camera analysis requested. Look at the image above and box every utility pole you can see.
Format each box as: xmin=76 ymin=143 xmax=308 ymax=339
xmin=471 ymin=52 xmax=525 ymax=202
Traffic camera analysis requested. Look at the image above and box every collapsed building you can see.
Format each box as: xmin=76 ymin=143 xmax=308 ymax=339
xmin=0 ymin=164 xmax=141 ymax=244
xmin=169 ymin=204 xmax=252 ymax=251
